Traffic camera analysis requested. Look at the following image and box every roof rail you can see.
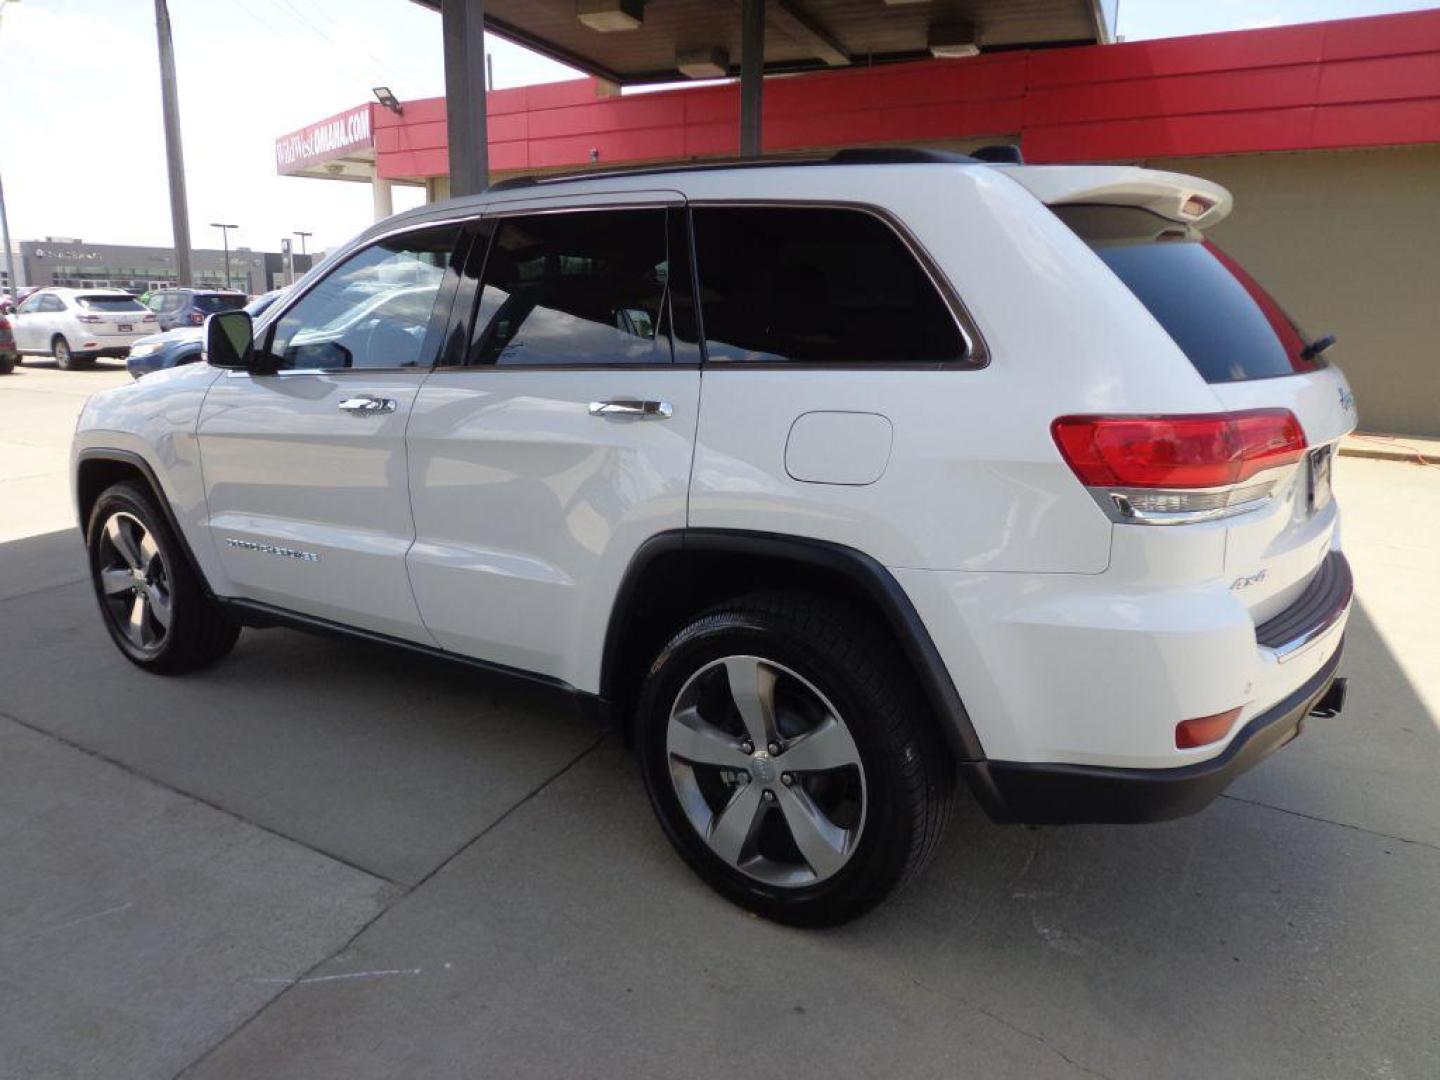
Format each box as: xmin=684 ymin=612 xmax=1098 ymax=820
xmin=483 ymin=146 xmax=987 ymax=193
xmin=827 ymin=147 xmax=979 ymax=166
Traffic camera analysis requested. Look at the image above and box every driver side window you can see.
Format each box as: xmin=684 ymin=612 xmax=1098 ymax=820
xmin=264 ymin=224 xmax=460 ymax=371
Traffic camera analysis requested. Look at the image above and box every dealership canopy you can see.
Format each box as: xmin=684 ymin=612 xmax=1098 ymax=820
xmin=410 ymin=0 xmax=1118 ymax=84
xmin=405 ymin=0 xmax=1118 ymax=195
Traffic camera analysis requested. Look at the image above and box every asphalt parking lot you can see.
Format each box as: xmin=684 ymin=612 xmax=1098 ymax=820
xmin=2 ymin=358 xmax=1439 ymax=1080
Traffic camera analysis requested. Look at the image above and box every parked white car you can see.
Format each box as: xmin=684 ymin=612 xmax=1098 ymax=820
xmin=70 ymin=150 xmax=1355 ymax=924
xmin=12 ymin=287 xmax=156 ymax=368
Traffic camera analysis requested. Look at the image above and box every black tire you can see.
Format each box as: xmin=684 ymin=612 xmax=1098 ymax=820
xmin=53 ymin=335 xmax=88 ymax=370
xmin=86 ymin=480 xmax=240 ymax=674
xmin=0 ymin=353 xmax=14 ymax=374
xmin=637 ymin=593 xmax=954 ymax=926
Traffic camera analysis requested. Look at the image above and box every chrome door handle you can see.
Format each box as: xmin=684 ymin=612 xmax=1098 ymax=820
xmin=338 ymin=396 xmax=397 ymax=416
xmin=588 ymin=399 xmax=673 ymax=420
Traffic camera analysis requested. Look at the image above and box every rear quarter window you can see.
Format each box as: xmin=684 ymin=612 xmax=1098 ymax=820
xmin=1054 ymin=204 xmax=1321 ymax=384
xmin=690 ymin=205 xmax=971 ymax=367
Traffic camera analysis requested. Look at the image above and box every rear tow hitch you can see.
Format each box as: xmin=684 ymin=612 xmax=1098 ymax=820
xmin=1310 ymin=677 xmax=1347 ymax=719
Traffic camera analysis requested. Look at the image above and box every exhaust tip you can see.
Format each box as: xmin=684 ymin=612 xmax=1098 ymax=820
xmin=1310 ymin=677 xmax=1347 ymax=719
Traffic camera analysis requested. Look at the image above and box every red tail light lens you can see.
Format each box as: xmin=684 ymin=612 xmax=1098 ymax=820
xmin=142 ymin=313 xmax=157 ymax=322
xmin=75 ymin=313 xmax=104 ymax=324
xmin=1052 ymin=410 xmax=1306 ymax=489
xmin=1176 ymin=706 xmax=1244 ymax=749
xmin=189 ymin=312 xmax=205 ymax=325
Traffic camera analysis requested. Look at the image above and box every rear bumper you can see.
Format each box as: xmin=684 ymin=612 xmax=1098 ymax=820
xmin=967 ymin=641 xmax=1344 ymax=824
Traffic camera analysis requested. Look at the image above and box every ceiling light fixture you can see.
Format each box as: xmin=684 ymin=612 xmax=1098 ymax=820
xmin=577 ymin=0 xmax=644 ymax=32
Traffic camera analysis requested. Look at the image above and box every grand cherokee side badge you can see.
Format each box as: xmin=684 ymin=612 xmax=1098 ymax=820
xmin=1338 ymin=386 xmax=1356 ymax=413
xmin=225 ymin=538 xmax=320 ymax=562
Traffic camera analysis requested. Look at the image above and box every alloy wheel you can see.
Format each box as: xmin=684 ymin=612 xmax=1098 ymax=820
xmin=666 ymin=655 xmax=867 ymax=887
xmin=97 ymin=511 xmax=172 ymax=654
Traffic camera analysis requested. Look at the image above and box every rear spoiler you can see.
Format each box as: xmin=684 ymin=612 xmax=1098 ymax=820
xmin=995 ymin=165 xmax=1234 ymax=230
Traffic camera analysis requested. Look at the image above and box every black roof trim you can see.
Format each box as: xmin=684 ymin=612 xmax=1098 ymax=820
xmin=485 ymin=146 xmax=984 ymax=193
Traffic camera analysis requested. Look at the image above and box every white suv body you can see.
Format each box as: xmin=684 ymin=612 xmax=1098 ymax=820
xmin=12 ymin=287 xmax=156 ymax=367
xmin=72 ymin=153 xmax=1354 ymax=923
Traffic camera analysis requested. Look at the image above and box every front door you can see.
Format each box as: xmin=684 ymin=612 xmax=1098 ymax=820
xmin=12 ymin=291 xmax=55 ymax=351
xmin=405 ymin=197 xmax=701 ymax=690
xmin=196 ymin=222 xmax=464 ymax=641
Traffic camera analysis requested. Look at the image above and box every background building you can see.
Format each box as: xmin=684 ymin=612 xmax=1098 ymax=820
xmin=276 ymin=8 xmax=1440 ymax=437
xmin=16 ymin=239 xmax=313 ymax=296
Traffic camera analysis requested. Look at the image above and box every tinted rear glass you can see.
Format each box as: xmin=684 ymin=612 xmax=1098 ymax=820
xmin=1054 ymin=205 xmax=1321 ymax=383
xmin=690 ymin=206 xmax=969 ymax=366
xmin=193 ymin=294 xmax=248 ymax=313
xmin=79 ymin=295 xmax=145 ymax=312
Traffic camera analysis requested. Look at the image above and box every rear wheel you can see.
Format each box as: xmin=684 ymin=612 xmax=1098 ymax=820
xmin=637 ymin=593 xmax=953 ymax=926
xmin=0 ymin=353 xmax=13 ymax=374
xmin=86 ymin=481 xmax=239 ymax=673
xmin=52 ymin=335 xmax=87 ymax=370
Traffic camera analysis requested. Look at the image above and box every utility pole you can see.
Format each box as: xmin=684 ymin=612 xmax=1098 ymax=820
xmin=293 ymin=230 xmax=312 ymax=256
xmin=210 ymin=222 xmax=237 ymax=290
xmin=0 ymin=165 xmax=15 ymax=309
xmin=0 ymin=0 xmax=21 ymax=306
xmin=154 ymin=0 xmax=192 ymax=286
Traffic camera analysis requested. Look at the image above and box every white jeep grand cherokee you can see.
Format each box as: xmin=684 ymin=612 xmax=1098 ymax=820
xmin=72 ymin=150 xmax=1355 ymax=925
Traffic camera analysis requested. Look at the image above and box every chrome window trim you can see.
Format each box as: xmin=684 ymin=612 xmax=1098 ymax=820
xmin=685 ymin=198 xmax=989 ymax=369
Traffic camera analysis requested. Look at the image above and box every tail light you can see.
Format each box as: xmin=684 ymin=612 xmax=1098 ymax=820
xmin=1052 ymin=410 xmax=1306 ymax=525
xmin=76 ymin=313 xmax=104 ymax=324
xmin=142 ymin=314 xmax=157 ymax=323
xmin=189 ymin=312 xmax=205 ymax=325
xmin=1176 ymin=706 xmax=1244 ymax=749
xmin=0 ymin=317 xmax=9 ymax=330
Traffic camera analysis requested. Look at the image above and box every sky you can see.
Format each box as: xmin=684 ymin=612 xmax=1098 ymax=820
xmin=1 ymin=0 xmax=1436 ymax=256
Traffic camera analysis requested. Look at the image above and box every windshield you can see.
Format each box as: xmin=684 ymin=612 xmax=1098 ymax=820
xmin=192 ymin=294 xmax=248 ymax=313
xmin=79 ymin=295 xmax=146 ymax=312
xmin=1054 ymin=204 xmax=1322 ymax=383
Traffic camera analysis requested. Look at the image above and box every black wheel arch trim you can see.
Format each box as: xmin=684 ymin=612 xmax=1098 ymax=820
xmin=601 ymin=529 xmax=997 ymax=789
xmin=74 ymin=448 xmax=218 ymax=602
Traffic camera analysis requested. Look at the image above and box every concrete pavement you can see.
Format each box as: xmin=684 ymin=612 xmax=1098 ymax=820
xmin=2 ymin=361 xmax=1438 ymax=1079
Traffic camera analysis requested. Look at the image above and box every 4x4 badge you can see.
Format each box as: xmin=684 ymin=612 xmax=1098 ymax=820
xmin=1230 ymin=569 xmax=1267 ymax=591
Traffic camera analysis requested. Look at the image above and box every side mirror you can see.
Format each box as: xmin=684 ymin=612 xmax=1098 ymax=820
xmin=204 ymin=310 xmax=255 ymax=370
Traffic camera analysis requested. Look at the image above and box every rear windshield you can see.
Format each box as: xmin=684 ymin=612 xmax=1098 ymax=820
xmin=1054 ymin=205 xmax=1322 ymax=383
xmin=192 ymin=294 xmax=248 ymax=313
xmin=79 ymin=295 xmax=146 ymax=312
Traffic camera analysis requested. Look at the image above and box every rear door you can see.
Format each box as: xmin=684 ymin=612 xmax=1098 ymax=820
xmin=1054 ymin=203 xmax=1357 ymax=622
xmin=196 ymin=222 xmax=465 ymax=641
xmin=405 ymin=194 xmax=701 ymax=687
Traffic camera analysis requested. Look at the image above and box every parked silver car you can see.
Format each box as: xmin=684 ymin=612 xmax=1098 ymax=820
xmin=10 ymin=288 xmax=156 ymax=369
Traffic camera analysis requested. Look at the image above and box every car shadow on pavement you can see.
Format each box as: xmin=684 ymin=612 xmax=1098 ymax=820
xmin=2 ymin=526 xmax=1437 ymax=1079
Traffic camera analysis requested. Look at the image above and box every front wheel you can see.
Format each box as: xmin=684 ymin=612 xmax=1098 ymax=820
xmin=637 ymin=594 xmax=954 ymax=926
xmin=86 ymin=481 xmax=240 ymax=673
